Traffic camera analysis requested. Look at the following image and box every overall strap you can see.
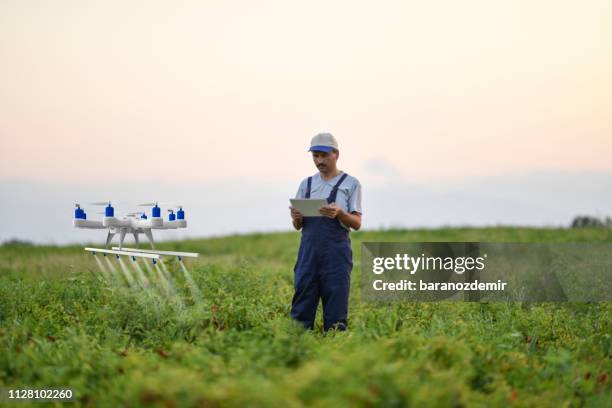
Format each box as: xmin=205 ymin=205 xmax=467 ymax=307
xmin=327 ymin=173 xmax=349 ymax=203
xmin=305 ymin=177 xmax=312 ymax=199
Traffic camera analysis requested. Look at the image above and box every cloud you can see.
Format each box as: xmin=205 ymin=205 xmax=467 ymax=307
xmin=362 ymin=157 xmax=403 ymax=184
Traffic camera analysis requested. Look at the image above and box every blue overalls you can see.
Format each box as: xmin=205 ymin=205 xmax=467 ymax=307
xmin=291 ymin=173 xmax=352 ymax=331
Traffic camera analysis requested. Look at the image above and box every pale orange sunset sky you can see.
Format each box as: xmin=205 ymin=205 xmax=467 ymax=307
xmin=1 ymin=0 xmax=610 ymax=185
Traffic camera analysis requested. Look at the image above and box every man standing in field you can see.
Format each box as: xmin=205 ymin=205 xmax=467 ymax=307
xmin=289 ymin=133 xmax=362 ymax=331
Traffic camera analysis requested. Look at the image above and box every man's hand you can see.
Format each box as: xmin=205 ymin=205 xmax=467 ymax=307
xmin=321 ymin=202 xmax=362 ymax=230
xmin=319 ymin=203 xmax=343 ymax=219
xmin=289 ymin=206 xmax=303 ymax=230
xmin=289 ymin=206 xmax=303 ymax=221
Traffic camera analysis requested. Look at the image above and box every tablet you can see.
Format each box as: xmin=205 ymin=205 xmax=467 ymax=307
xmin=290 ymin=199 xmax=327 ymax=217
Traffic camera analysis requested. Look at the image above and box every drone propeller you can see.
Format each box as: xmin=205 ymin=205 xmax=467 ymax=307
xmin=89 ymin=201 xmax=118 ymax=206
xmin=125 ymin=212 xmax=146 ymax=217
xmin=97 ymin=210 xmax=127 ymax=215
xmin=138 ymin=201 xmax=181 ymax=207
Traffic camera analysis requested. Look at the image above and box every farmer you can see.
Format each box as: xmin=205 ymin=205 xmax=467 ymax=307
xmin=289 ymin=132 xmax=362 ymax=331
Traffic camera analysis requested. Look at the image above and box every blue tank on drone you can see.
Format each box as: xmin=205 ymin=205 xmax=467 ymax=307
xmin=152 ymin=204 xmax=161 ymax=218
xmin=168 ymin=211 xmax=176 ymax=221
xmin=177 ymin=207 xmax=185 ymax=220
xmin=74 ymin=206 xmax=86 ymax=219
xmin=140 ymin=213 xmax=147 ymax=219
xmin=105 ymin=203 xmax=114 ymax=217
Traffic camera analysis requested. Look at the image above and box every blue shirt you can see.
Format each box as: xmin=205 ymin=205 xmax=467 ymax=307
xmin=295 ymin=171 xmax=362 ymax=230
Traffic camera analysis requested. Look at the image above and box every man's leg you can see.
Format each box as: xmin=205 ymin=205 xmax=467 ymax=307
xmin=290 ymin=248 xmax=320 ymax=330
xmin=320 ymin=245 xmax=352 ymax=331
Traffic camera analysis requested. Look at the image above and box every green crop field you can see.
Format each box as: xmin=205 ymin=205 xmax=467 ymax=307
xmin=0 ymin=228 xmax=610 ymax=407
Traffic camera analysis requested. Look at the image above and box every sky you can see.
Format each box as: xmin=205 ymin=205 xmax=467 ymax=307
xmin=0 ymin=1 xmax=610 ymax=243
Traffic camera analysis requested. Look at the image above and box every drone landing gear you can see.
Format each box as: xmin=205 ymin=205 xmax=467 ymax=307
xmin=105 ymin=231 xmax=116 ymax=248
xmin=105 ymin=229 xmax=155 ymax=249
xmin=143 ymin=230 xmax=155 ymax=249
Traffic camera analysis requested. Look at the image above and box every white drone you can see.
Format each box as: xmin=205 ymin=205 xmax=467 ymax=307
xmin=74 ymin=201 xmax=198 ymax=261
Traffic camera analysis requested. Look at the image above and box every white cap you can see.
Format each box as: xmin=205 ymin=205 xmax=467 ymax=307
xmin=309 ymin=132 xmax=338 ymax=152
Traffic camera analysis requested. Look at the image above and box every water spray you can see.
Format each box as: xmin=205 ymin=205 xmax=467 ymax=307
xmin=92 ymin=253 xmax=110 ymax=281
xmin=178 ymin=257 xmax=202 ymax=302
xmin=130 ymin=256 xmax=150 ymax=287
xmin=117 ymin=256 xmax=136 ymax=287
xmin=104 ymin=255 xmax=117 ymax=274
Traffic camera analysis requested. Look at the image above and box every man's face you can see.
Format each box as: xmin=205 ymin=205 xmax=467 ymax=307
xmin=312 ymin=150 xmax=338 ymax=172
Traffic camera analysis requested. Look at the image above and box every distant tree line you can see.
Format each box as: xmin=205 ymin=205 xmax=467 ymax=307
xmin=571 ymin=215 xmax=612 ymax=228
xmin=1 ymin=239 xmax=34 ymax=247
